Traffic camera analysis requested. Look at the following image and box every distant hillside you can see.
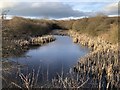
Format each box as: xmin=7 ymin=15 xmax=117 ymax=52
xmin=58 ymin=16 xmax=119 ymax=44
xmin=2 ymin=16 xmax=119 ymax=44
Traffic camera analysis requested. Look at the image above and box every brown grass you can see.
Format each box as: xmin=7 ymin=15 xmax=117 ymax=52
xmin=71 ymin=16 xmax=119 ymax=44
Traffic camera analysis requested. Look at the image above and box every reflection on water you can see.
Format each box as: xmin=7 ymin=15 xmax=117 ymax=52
xmin=9 ymin=35 xmax=89 ymax=83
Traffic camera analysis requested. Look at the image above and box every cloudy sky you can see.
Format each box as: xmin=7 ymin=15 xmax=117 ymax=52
xmin=0 ymin=0 xmax=119 ymax=19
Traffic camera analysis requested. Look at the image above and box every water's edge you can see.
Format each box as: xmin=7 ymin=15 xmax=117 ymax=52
xmin=3 ymin=35 xmax=89 ymax=86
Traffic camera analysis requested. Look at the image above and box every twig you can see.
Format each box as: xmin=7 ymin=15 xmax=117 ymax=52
xmin=78 ymin=78 xmax=90 ymax=88
xmin=11 ymin=82 xmax=22 ymax=89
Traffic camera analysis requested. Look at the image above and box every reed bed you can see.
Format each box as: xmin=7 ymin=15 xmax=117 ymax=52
xmin=14 ymin=35 xmax=56 ymax=46
xmin=69 ymin=30 xmax=120 ymax=89
xmin=2 ymin=35 xmax=56 ymax=58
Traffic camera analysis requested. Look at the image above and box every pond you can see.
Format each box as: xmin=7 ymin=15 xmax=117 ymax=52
xmin=7 ymin=35 xmax=89 ymax=84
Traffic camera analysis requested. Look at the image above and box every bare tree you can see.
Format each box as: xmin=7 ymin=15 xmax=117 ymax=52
xmin=0 ymin=9 xmax=9 ymax=30
xmin=1 ymin=9 xmax=9 ymax=20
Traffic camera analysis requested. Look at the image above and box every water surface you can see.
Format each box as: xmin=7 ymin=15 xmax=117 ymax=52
xmin=9 ymin=35 xmax=89 ymax=82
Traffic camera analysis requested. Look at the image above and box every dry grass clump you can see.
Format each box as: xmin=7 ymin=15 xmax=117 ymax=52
xmin=69 ymin=30 xmax=120 ymax=89
xmin=2 ymin=35 xmax=56 ymax=58
xmin=74 ymin=49 xmax=120 ymax=89
xmin=107 ymin=24 xmax=118 ymax=44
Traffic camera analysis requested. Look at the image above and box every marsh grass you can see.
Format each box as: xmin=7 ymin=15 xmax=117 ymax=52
xmin=2 ymin=16 xmax=119 ymax=57
xmin=2 ymin=15 xmax=119 ymax=89
xmin=2 ymin=62 xmax=92 ymax=89
xmin=2 ymin=65 xmax=41 ymax=89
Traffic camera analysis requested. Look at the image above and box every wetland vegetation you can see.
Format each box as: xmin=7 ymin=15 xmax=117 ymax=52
xmin=2 ymin=15 xmax=120 ymax=89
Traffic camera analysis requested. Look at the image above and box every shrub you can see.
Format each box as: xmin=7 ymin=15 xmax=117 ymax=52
xmin=71 ymin=16 xmax=118 ymax=42
xmin=5 ymin=17 xmax=54 ymax=38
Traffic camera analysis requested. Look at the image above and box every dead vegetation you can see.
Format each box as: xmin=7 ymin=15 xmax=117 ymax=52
xmin=2 ymin=15 xmax=119 ymax=89
xmin=69 ymin=30 xmax=119 ymax=89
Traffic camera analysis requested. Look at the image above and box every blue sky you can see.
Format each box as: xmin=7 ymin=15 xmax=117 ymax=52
xmin=65 ymin=2 xmax=110 ymax=11
xmin=0 ymin=0 xmax=119 ymax=19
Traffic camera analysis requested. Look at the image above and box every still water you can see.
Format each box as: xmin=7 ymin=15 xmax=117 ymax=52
xmin=9 ymin=35 xmax=89 ymax=83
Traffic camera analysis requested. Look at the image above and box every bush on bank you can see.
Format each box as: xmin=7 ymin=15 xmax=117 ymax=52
xmin=71 ymin=16 xmax=119 ymax=44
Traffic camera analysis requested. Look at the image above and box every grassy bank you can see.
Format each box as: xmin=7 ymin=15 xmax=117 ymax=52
xmin=67 ymin=16 xmax=119 ymax=89
xmin=3 ymin=17 xmax=59 ymax=39
xmin=72 ymin=16 xmax=119 ymax=44
xmin=2 ymin=17 xmax=62 ymax=57
xmin=69 ymin=30 xmax=119 ymax=88
xmin=55 ymin=16 xmax=119 ymax=44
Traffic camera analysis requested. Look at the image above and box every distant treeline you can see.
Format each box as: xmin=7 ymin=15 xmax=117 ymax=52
xmin=3 ymin=15 xmax=119 ymax=43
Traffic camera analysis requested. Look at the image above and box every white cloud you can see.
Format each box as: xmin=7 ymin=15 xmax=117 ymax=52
xmin=0 ymin=0 xmax=119 ymax=2
xmin=1 ymin=2 xmax=89 ymax=18
xmin=1 ymin=1 xmax=119 ymax=19
xmin=0 ymin=0 xmax=18 ymax=9
xmin=103 ymin=3 xmax=118 ymax=15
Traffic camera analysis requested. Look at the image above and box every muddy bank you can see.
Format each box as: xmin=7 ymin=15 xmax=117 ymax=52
xmin=69 ymin=30 xmax=120 ymax=88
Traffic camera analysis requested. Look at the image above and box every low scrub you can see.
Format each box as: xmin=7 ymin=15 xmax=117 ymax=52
xmin=71 ymin=16 xmax=119 ymax=44
xmin=5 ymin=17 xmax=54 ymax=38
